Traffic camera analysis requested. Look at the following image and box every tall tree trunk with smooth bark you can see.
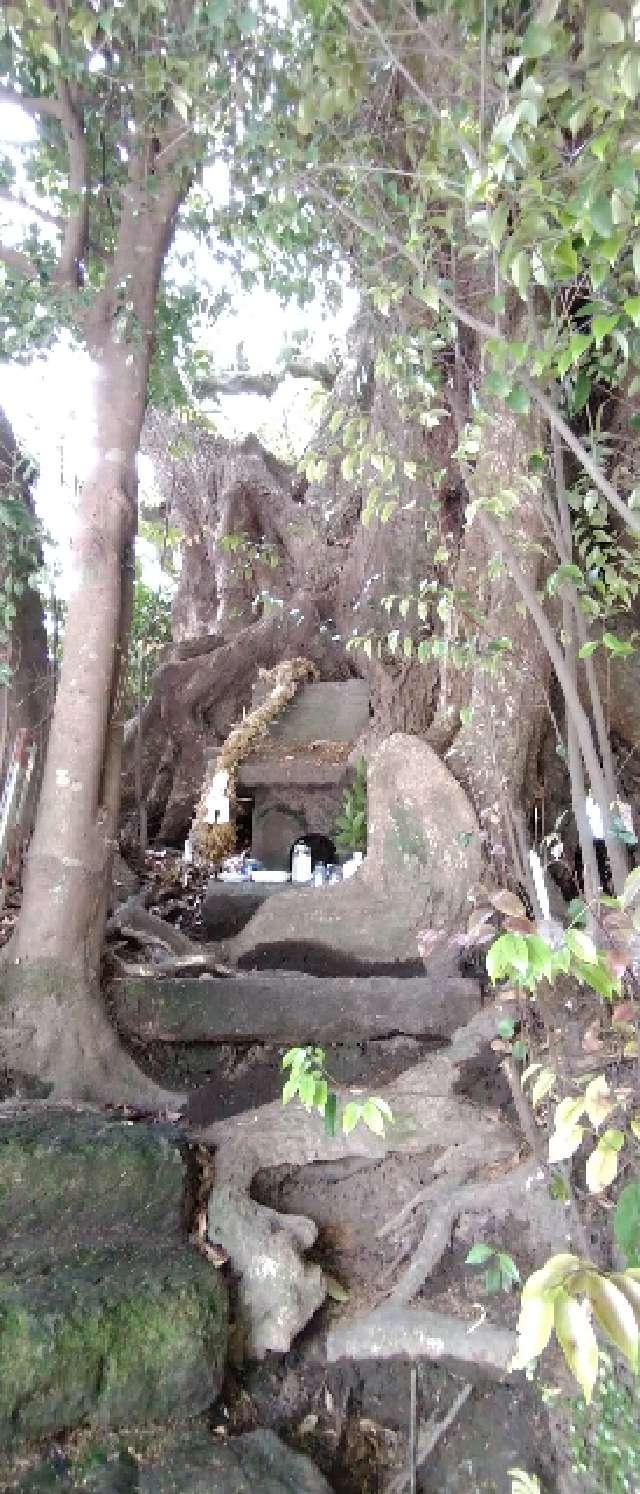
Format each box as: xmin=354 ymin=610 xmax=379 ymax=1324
xmin=1 ymin=164 xmax=186 ymax=1103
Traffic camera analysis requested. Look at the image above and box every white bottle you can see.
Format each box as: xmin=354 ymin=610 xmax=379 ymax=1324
xmin=292 ymin=842 xmax=312 ymax=883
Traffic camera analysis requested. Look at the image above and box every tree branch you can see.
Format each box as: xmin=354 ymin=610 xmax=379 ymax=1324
xmin=195 ymin=359 xmax=338 ymax=400
xmin=52 ymin=79 xmax=89 ymax=288
xmin=0 ymin=188 xmax=62 ymax=229
xmin=348 ymin=0 xmax=478 ymax=170
xmin=0 ymin=244 xmax=38 ymax=281
xmin=0 ymin=83 xmax=64 ymax=120
xmin=305 ymin=180 xmax=640 ymax=539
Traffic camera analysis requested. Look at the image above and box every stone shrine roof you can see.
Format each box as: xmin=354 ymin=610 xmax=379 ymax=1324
xmin=237 ymin=680 xmax=370 ymax=790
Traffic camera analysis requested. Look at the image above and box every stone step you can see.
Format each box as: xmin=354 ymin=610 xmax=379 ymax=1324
xmin=112 ymin=972 xmax=481 ymax=1046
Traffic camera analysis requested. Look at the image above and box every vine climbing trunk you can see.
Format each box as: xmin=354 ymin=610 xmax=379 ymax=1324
xmin=0 ymin=167 xmax=186 ymax=1103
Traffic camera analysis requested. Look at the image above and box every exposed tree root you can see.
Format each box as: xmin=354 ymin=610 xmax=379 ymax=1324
xmin=194 ymin=1008 xmax=518 ymax=1355
xmin=384 ymin=1162 xmax=545 ymax=1307
xmin=327 ymin=1308 xmax=515 ymax=1376
xmin=0 ymin=956 xmax=185 ymax=1109
xmin=194 ymin=1007 xmax=574 ymax=1361
xmin=106 ymin=891 xmax=236 ymax=977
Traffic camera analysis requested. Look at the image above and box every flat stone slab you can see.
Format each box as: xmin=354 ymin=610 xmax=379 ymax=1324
xmin=12 ymin=1426 xmax=334 ymax=1492
xmin=202 ymin=880 xmax=279 ymax=939
xmin=0 ymin=1112 xmax=227 ymax=1444
xmin=112 ymin=973 xmax=480 ymax=1044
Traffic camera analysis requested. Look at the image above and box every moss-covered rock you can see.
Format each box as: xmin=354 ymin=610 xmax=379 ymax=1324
xmin=10 ymin=1426 xmax=333 ymax=1492
xmin=0 ymin=1114 xmax=227 ymax=1444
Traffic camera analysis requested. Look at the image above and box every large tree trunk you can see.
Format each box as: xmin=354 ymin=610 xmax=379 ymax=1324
xmin=0 ymin=172 xmax=185 ymax=1103
xmin=437 ymin=407 xmax=550 ymax=879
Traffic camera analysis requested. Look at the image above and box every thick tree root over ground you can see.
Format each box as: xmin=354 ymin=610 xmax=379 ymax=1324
xmin=192 ymin=1006 xmax=570 ymax=1361
xmin=0 ymin=958 xmax=186 ymax=1108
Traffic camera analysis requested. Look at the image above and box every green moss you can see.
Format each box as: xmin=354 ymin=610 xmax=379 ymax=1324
xmin=0 ymin=1254 xmax=226 ymax=1441
xmin=0 ymin=1118 xmax=184 ymax=1254
xmin=0 ymin=1115 xmax=227 ymax=1444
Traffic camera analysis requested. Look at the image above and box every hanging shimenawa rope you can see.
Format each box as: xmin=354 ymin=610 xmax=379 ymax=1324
xmin=191 ymin=657 xmax=318 ymax=863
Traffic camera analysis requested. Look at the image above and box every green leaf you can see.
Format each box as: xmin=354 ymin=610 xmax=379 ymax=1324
xmin=485 ymin=1263 xmax=503 ymax=1294
xmin=506 ymin=385 xmax=531 ymax=415
xmin=509 ymin=1472 xmax=541 ymax=1494
xmin=362 ymin=1099 xmax=386 ymax=1136
xmin=342 ymin=1102 xmax=363 ymax=1135
xmin=574 ymin=958 xmax=618 ymax=999
xmin=489 ymin=204 xmax=510 ymax=249
xmin=510 ymin=251 xmax=530 ymax=300
xmin=522 ymin=21 xmax=555 ymax=56
xmin=556 ymin=239 xmax=578 ymax=276
xmin=568 ymin=332 xmax=592 ymax=363
xmin=522 ymin=1254 xmax=581 ymax=1301
xmin=531 ymin=1068 xmax=556 ymax=1108
xmin=585 ymin=1273 xmax=639 ymax=1370
xmin=282 ymin=1076 xmax=298 ymax=1105
xmin=590 ymin=196 xmax=614 ymax=239
xmin=585 ymin=1133 xmax=623 ymax=1194
xmin=323 ymin=1272 xmax=350 ymax=1302
xmin=620 ymin=50 xmax=640 ymax=97
xmin=578 ymin=639 xmax=598 ymax=658
xmin=602 ymin=631 xmax=634 ymax=656
xmin=623 ymin=296 xmax=640 ymax=326
xmin=622 ymin=866 xmax=640 ymax=908
xmin=549 ymin=1123 xmax=584 ymax=1163
xmin=613 ymin=1184 xmax=640 ymax=1265
xmin=599 ymin=9 xmax=625 ymax=44
xmin=565 ymin=928 xmax=597 ymax=964
xmin=511 ymin=1295 xmax=555 ymax=1368
xmin=487 ymin=932 xmax=523 ymax=982
xmin=324 ymin=1091 xmax=337 ymax=1137
xmin=554 ymin=1292 xmax=599 ymax=1402
xmin=466 ymin=1242 xmax=495 ymax=1265
xmin=498 ymin=1017 xmax=516 ymax=1040
xmin=498 ymin=1253 xmax=521 ymax=1286
xmin=298 ymin=1072 xmax=318 ymax=1108
xmin=608 ymin=1270 xmax=640 ymax=1321
xmin=369 ymin=1096 xmax=393 ymax=1121
xmin=592 ymin=313 xmax=619 ymax=346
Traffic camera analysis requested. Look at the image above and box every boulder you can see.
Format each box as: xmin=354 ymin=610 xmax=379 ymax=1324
xmin=231 ymin=734 xmax=480 ymax=972
xmin=12 ymin=1427 xmax=334 ymax=1493
xmin=0 ymin=1113 xmax=227 ymax=1444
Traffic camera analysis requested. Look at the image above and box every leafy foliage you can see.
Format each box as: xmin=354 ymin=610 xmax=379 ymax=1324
xmin=465 ymin=1241 xmax=520 ymax=1296
xmin=334 ymin=755 xmax=367 ymax=853
xmin=512 ymin=1253 xmax=640 ymax=1403
xmin=281 ymin=1045 xmax=393 ymax=1139
xmin=124 ymin=570 xmax=173 ymax=715
xmin=569 ymin=1353 xmax=640 ymax=1494
xmin=0 ymin=456 xmax=41 ymax=684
